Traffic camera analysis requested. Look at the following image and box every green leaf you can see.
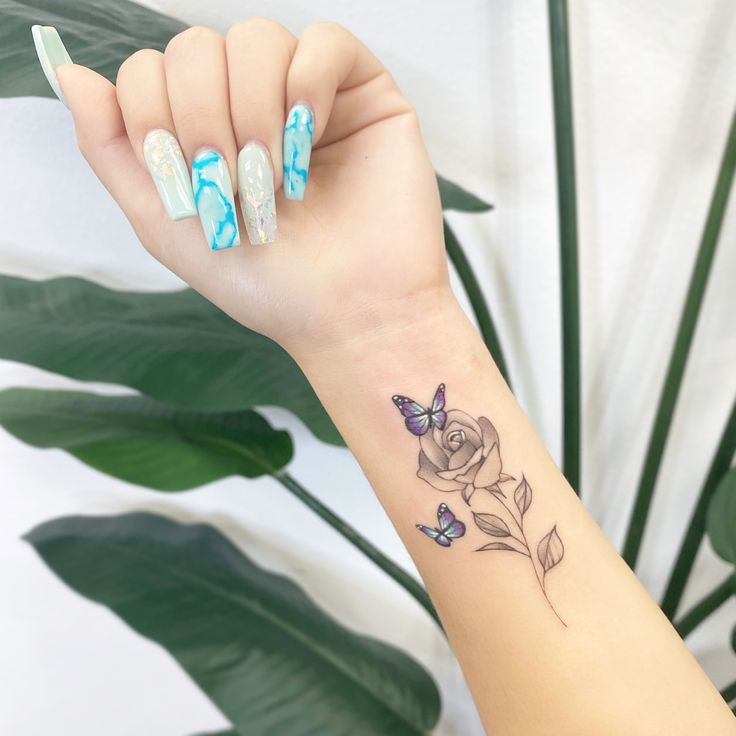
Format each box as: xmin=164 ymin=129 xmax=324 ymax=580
xmin=623 ymin=107 xmax=736 ymax=567
xmin=548 ymin=0 xmax=582 ymax=496
xmin=660 ymin=396 xmax=736 ymax=619
xmin=0 ymin=275 xmax=341 ymax=446
xmin=0 ymin=387 xmax=439 ymax=625
xmin=706 ymin=468 xmax=736 ymax=564
xmin=674 ymin=571 xmax=735 ymax=639
xmin=443 ymin=220 xmax=510 ymax=387
xmin=26 ymin=512 xmax=441 ymax=734
xmin=0 ymin=0 xmax=187 ymax=98
xmin=0 ymin=388 xmax=292 ymax=490
xmin=436 ymin=174 xmax=492 ymax=212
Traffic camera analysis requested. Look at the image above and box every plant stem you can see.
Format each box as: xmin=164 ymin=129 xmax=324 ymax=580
xmin=548 ymin=0 xmax=581 ymax=495
xmin=721 ymin=679 xmax=736 ymax=704
xmin=273 ymin=471 xmax=442 ymax=629
xmin=622 ymin=108 xmax=736 ymax=568
xmin=660 ymin=396 xmax=736 ymax=619
xmin=443 ymin=220 xmax=511 ymax=387
xmin=673 ymin=571 xmax=735 ymax=638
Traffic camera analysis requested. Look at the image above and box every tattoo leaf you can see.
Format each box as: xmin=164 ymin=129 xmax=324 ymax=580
xmin=513 ymin=476 xmax=532 ymax=516
xmin=473 ymin=513 xmax=511 ymax=537
xmin=537 ymin=526 xmax=564 ymax=572
xmin=477 ymin=542 xmax=521 ymax=553
xmin=487 ymin=484 xmax=506 ymax=499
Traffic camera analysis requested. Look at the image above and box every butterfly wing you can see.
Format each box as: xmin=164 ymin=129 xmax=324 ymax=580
xmin=416 ymin=524 xmax=452 ymax=546
xmin=437 ymin=503 xmax=466 ymax=539
xmin=431 ymin=384 xmax=446 ymax=413
xmin=416 ymin=524 xmax=441 ymax=539
xmin=405 ymin=413 xmax=431 ymax=435
xmin=429 ymin=383 xmax=447 ymax=430
xmin=443 ymin=520 xmax=465 ymax=539
xmin=393 ymin=395 xmax=431 ymax=435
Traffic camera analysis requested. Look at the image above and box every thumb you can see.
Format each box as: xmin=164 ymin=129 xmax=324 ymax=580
xmin=57 ymin=63 xmax=156 ymax=222
xmin=33 ymin=26 xmax=157 ymax=227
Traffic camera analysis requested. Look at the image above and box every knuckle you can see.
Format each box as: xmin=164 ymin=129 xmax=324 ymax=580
xmin=303 ymin=20 xmax=349 ymax=40
xmin=227 ymin=16 xmax=286 ymax=41
xmin=226 ymin=17 xmax=296 ymax=59
xmin=170 ymin=103 xmax=213 ymax=131
xmin=117 ymin=48 xmax=162 ymax=82
xmin=165 ymin=25 xmax=221 ymax=56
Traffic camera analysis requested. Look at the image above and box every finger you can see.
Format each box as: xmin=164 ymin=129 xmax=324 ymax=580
xmin=226 ymin=18 xmax=296 ymax=188
xmin=288 ymin=22 xmax=409 ymax=145
xmin=165 ymin=27 xmax=240 ymax=250
xmin=56 ymin=64 xmax=157 ymax=227
xmin=226 ymin=18 xmax=297 ymax=244
xmin=116 ymin=49 xmax=196 ymax=221
xmin=282 ymin=22 xmax=409 ymax=200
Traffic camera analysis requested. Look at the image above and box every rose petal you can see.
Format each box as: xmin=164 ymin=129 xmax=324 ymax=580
xmin=455 ymin=465 xmax=481 ymax=483
xmin=478 ymin=417 xmax=500 ymax=458
xmin=419 ymin=432 xmax=450 ymax=470
xmin=437 ymin=445 xmax=483 ymax=480
xmin=417 ymin=451 xmax=466 ymax=491
xmin=445 ymin=425 xmax=481 ymax=450
xmin=448 ymin=442 xmax=476 ymax=470
xmin=474 ymin=443 xmax=502 ymax=487
xmin=442 ymin=410 xmax=482 ymax=447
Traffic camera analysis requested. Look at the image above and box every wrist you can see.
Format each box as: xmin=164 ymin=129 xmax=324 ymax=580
xmin=290 ymin=290 xmax=500 ymax=399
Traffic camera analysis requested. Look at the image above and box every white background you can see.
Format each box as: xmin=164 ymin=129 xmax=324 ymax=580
xmin=1 ymin=1 xmax=735 ymax=733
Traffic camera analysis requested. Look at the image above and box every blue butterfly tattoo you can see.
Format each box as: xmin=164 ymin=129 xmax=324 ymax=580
xmin=416 ymin=503 xmax=466 ymax=547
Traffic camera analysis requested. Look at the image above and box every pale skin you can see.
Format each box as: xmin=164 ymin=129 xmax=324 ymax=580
xmin=55 ymin=18 xmax=735 ymax=735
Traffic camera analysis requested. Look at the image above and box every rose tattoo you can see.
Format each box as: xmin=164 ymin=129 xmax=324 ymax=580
xmin=392 ymin=383 xmax=566 ymax=625
xmin=418 ymin=410 xmax=507 ymax=504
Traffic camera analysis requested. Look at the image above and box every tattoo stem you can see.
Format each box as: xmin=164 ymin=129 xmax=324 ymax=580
xmin=273 ymin=470 xmax=443 ymax=631
xmin=487 ymin=488 xmax=567 ymax=627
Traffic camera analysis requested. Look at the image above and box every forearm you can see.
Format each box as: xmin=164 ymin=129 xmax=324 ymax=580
xmin=294 ymin=294 xmax=733 ymax=735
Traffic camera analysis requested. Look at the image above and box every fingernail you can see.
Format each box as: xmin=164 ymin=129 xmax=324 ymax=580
xmin=31 ymin=25 xmax=72 ymax=108
xmin=237 ymin=142 xmax=277 ymax=244
xmin=191 ymin=149 xmax=240 ymax=251
xmin=283 ymin=103 xmax=313 ymax=201
xmin=143 ymin=130 xmax=197 ymax=221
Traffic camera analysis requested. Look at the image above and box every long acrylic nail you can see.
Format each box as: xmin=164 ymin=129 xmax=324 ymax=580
xmin=283 ymin=103 xmax=314 ymax=201
xmin=143 ymin=130 xmax=197 ymax=221
xmin=237 ymin=142 xmax=277 ymax=244
xmin=191 ymin=149 xmax=240 ymax=251
xmin=31 ymin=25 xmax=72 ymax=107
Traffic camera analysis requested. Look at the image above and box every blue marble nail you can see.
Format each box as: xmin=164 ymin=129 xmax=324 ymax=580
xmin=283 ymin=104 xmax=314 ymax=201
xmin=191 ymin=149 xmax=240 ymax=250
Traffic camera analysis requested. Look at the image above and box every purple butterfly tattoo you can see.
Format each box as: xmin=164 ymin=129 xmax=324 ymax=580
xmin=392 ymin=383 xmax=447 ymax=436
xmin=416 ymin=503 xmax=466 ymax=547
xmin=394 ymin=381 xmax=567 ymax=626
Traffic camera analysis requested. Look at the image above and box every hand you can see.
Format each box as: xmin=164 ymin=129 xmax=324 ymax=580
xmin=56 ymin=19 xmax=453 ymax=358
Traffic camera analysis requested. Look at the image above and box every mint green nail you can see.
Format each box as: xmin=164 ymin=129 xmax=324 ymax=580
xmin=192 ymin=149 xmax=240 ymax=251
xmin=144 ymin=130 xmax=197 ymax=221
xmin=283 ymin=104 xmax=314 ymax=201
xmin=31 ymin=25 xmax=72 ymax=107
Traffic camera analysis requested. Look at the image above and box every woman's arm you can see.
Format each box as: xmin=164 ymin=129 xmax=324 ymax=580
xmin=293 ymin=295 xmax=734 ymax=735
xmin=39 ymin=18 xmax=735 ymax=734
